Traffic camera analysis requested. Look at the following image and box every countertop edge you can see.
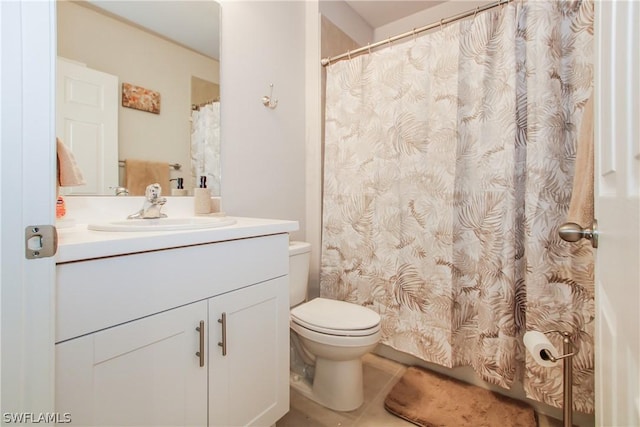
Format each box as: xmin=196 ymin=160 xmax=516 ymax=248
xmin=56 ymin=217 xmax=299 ymax=264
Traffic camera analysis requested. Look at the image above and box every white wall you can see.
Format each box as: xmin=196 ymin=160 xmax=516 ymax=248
xmin=220 ymin=1 xmax=307 ymax=240
xmin=318 ymin=0 xmax=373 ymax=46
xmin=373 ymin=1 xmax=494 ymax=42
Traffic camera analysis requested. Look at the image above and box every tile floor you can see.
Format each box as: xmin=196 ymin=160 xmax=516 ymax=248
xmin=276 ymin=353 xmax=564 ymax=427
xmin=276 ymin=353 xmax=413 ymax=427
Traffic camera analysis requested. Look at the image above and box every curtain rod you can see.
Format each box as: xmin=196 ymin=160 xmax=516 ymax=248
xmin=191 ymin=98 xmax=220 ymax=111
xmin=321 ymin=0 xmax=512 ymax=67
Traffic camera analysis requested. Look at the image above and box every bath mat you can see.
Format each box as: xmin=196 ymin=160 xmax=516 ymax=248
xmin=384 ymin=366 xmax=537 ymax=427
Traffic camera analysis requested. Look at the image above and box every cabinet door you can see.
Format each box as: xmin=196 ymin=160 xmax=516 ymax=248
xmin=56 ymin=301 xmax=208 ymax=426
xmin=208 ymin=277 xmax=289 ymax=427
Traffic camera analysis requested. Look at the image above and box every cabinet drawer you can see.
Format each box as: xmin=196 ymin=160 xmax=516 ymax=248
xmin=56 ymin=233 xmax=289 ymax=342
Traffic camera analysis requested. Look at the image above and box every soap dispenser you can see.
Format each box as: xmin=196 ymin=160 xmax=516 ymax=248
xmin=193 ymin=175 xmax=211 ymax=214
xmin=171 ymin=177 xmax=188 ymax=196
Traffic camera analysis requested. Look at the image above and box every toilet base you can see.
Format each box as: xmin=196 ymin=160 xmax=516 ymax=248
xmin=289 ymin=357 xmax=364 ymax=412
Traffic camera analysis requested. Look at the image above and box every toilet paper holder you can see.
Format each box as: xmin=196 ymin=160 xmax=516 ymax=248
xmin=537 ymin=330 xmax=575 ymax=362
xmin=527 ymin=330 xmax=577 ymax=427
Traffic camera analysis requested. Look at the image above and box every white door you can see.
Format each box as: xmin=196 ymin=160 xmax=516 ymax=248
xmin=56 ymin=57 xmax=118 ymax=195
xmin=0 ymin=0 xmax=57 ymax=416
xmin=594 ymin=1 xmax=640 ymax=426
xmin=56 ymin=301 xmax=208 ymax=426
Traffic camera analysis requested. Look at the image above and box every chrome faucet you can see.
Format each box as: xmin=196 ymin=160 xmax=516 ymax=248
xmin=127 ymin=183 xmax=167 ymax=219
xmin=110 ymin=186 xmax=129 ymax=196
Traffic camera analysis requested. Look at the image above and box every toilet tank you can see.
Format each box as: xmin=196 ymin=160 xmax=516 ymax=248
xmin=289 ymin=241 xmax=311 ymax=307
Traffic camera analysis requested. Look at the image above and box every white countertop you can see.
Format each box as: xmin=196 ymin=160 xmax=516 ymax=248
xmin=56 ymin=216 xmax=299 ymax=263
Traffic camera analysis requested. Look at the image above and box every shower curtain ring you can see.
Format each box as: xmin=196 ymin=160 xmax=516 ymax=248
xmin=347 ymin=49 xmax=351 ymax=59
xmin=440 ymin=19 xmax=444 ymax=31
xmin=367 ymin=43 xmax=371 ymax=54
xmin=388 ymin=37 xmax=392 ymax=48
xmin=474 ymin=6 xmax=479 ymax=19
xmin=413 ymin=28 xmax=417 ymax=42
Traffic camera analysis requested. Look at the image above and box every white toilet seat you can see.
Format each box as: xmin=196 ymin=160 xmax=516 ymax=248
xmin=291 ymin=319 xmax=381 ymax=347
xmin=290 ymin=297 xmax=381 ymax=337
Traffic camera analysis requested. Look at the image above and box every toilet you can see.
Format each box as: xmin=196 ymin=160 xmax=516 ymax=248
xmin=288 ymin=241 xmax=381 ymax=412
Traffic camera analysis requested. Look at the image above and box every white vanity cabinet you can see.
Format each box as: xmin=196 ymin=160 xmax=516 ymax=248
xmin=55 ymin=232 xmax=291 ymax=427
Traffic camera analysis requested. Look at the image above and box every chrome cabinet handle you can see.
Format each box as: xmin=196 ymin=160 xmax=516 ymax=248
xmin=218 ymin=313 xmax=227 ymax=356
xmin=558 ymin=219 xmax=598 ymax=248
xmin=195 ymin=320 xmax=205 ymax=367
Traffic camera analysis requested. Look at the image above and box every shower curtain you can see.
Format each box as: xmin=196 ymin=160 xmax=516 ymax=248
xmin=321 ymin=0 xmax=594 ymax=413
xmin=191 ymin=101 xmax=221 ymax=195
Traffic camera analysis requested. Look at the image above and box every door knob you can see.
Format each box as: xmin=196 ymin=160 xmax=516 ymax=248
xmin=558 ymin=219 xmax=598 ymax=248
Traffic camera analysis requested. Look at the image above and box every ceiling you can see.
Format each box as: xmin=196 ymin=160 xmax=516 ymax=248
xmin=85 ymin=1 xmax=443 ymax=60
xmin=345 ymin=1 xmax=445 ymax=28
xmin=86 ymin=0 xmax=221 ymax=59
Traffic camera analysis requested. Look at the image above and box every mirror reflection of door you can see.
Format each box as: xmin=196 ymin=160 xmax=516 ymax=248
xmin=56 ymin=57 xmax=119 ymax=195
xmin=190 ymin=76 xmax=221 ymax=196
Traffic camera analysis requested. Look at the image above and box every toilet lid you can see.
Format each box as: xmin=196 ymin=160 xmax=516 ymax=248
xmin=290 ymin=298 xmax=380 ymax=336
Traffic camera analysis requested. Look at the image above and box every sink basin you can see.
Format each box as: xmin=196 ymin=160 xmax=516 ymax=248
xmin=87 ymin=216 xmax=236 ymax=232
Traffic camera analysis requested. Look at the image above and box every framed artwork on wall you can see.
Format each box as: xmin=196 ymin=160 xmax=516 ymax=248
xmin=122 ymin=83 xmax=160 ymax=114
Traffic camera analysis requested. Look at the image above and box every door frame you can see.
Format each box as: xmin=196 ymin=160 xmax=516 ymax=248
xmin=1 ymin=0 xmax=57 ymax=415
xmin=593 ymin=1 xmax=640 ymax=425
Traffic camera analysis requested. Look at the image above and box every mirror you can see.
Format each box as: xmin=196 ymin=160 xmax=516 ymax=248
xmin=56 ymin=0 xmax=221 ymax=196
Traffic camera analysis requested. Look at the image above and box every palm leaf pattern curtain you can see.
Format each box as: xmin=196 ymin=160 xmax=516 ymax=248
xmin=321 ymin=0 xmax=594 ymax=413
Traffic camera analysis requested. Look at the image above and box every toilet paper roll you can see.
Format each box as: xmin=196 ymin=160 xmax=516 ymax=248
xmin=523 ymin=331 xmax=558 ymax=367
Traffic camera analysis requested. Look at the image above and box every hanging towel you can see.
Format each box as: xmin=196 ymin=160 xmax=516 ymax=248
xmin=57 ymin=138 xmax=86 ymax=188
xmin=124 ymin=159 xmax=171 ymax=196
xmin=567 ymin=95 xmax=594 ymax=228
